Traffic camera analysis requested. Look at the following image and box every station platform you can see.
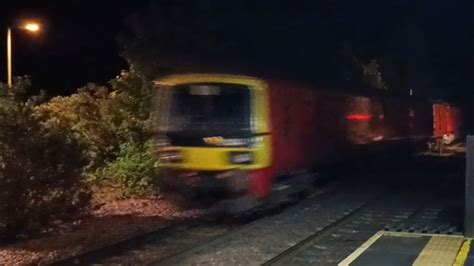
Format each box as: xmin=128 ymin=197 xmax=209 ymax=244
xmin=339 ymin=231 xmax=473 ymax=266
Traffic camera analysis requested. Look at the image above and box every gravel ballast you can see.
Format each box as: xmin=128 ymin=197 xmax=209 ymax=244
xmin=0 ymin=198 xmax=202 ymax=265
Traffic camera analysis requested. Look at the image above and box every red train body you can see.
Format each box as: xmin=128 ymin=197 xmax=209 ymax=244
xmin=265 ymin=80 xmax=436 ymax=190
xmin=433 ymin=103 xmax=462 ymax=138
xmin=156 ymin=74 xmax=464 ymax=202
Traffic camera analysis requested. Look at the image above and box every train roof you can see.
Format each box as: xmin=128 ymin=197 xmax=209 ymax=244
xmin=155 ymin=73 xmax=452 ymax=105
xmin=155 ymin=73 xmax=259 ymax=85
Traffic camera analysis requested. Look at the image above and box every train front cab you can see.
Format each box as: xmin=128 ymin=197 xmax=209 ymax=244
xmin=154 ymin=74 xmax=272 ymax=200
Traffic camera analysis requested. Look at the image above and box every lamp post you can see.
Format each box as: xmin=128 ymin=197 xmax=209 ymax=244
xmin=7 ymin=27 xmax=11 ymax=88
xmin=6 ymin=22 xmax=41 ymax=88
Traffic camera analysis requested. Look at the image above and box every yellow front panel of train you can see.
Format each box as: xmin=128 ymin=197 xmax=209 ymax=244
xmin=160 ymin=139 xmax=270 ymax=171
xmin=155 ymin=74 xmax=272 ymax=172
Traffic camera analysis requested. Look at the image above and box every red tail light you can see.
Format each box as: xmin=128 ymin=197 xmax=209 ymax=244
xmin=346 ymin=114 xmax=372 ymax=121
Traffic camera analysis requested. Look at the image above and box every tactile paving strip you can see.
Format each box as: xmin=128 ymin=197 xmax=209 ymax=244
xmin=413 ymin=235 xmax=464 ymax=266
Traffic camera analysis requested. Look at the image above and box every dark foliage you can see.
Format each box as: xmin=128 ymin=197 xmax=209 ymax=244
xmin=34 ymin=71 xmax=158 ymax=195
xmin=0 ymin=80 xmax=90 ymax=243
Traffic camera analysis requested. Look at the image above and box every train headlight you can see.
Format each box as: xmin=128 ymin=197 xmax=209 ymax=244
xmin=230 ymin=152 xmax=253 ymax=165
xmin=204 ymin=136 xmax=264 ymax=147
xmin=159 ymin=150 xmax=182 ymax=163
xmin=222 ymin=138 xmax=249 ymax=147
xmin=248 ymin=136 xmax=264 ymax=147
xmin=222 ymin=137 xmax=263 ymax=147
xmin=155 ymin=137 xmax=171 ymax=147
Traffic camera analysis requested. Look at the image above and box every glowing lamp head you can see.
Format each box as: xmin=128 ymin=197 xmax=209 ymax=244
xmin=24 ymin=23 xmax=40 ymax=32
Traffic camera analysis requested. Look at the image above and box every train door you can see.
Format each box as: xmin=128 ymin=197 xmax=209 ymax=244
xmin=370 ymin=99 xmax=385 ymax=142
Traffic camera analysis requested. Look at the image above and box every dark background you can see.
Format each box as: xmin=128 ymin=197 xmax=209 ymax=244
xmin=0 ymin=1 xmax=141 ymax=94
xmin=0 ymin=0 xmax=472 ymax=103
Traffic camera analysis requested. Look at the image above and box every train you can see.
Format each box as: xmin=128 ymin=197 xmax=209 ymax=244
xmin=153 ymin=74 xmax=463 ymax=204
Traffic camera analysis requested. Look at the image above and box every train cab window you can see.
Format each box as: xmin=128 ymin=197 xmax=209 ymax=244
xmin=166 ymin=83 xmax=252 ymax=132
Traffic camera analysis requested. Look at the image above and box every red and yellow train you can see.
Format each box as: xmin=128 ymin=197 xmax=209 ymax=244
xmin=154 ymin=74 xmax=463 ymax=201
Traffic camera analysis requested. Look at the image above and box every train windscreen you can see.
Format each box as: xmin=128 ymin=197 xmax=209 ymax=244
xmin=163 ymin=83 xmax=251 ymax=133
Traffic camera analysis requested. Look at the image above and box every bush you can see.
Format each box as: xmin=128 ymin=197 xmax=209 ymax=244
xmin=99 ymin=142 xmax=158 ymax=196
xmin=0 ymin=71 xmax=156 ymax=241
xmin=0 ymin=96 xmax=89 ymax=243
xmin=33 ymin=70 xmax=158 ymax=195
xmin=33 ymin=85 xmax=121 ymax=172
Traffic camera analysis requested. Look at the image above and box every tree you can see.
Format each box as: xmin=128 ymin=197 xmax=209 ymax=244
xmin=360 ymin=59 xmax=387 ymax=90
xmin=119 ymin=0 xmax=371 ymax=85
xmin=381 ymin=18 xmax=437 ymax=96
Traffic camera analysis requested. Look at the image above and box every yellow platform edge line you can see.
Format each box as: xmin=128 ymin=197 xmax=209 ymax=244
xmin=383 ymin=231 xmax=464 ymax=239
xmin=338 ymin=231 xmax=385 ymax=266
xmin=453 ymin=239 xmax=471 ymax=266
xmin=413 ymin=235 xmax=464 ymax=266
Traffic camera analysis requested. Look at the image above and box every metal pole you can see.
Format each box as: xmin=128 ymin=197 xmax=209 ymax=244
xmin=7 ymin=27 xmax=12 ymax=88
xmin=465 ymin=135 xmax=474 ymax=237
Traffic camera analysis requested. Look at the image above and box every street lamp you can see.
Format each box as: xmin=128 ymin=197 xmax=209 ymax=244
xmin=7 ymin=22 xmax=41 ymax=88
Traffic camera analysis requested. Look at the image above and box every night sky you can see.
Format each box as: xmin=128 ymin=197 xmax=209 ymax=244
xmin=1 ymin=0 xmax=472 ymax=100
xmin=1 ymin=0 xmax=144 ymax=95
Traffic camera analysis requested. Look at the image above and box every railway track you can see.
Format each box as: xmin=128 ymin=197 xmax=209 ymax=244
xmin=49 ymin=221 xmax=201 ymax=265
xmin=266 ymin=183 xmax=462 ymax=265
xmin=262 ymin=197 xmax=380 ymax=266
xmin=50 ymin=178 xmax=339 ymax=265
xmin=53 ymin=185 xmax=458 ymax=265
xmin=262 ymin=195 xmax=431 ymax=265
xmin=149 ymin=181 xmax=460 ymax=266
xmin=51 ymin=161 xmax=463 ymax=265
xmin=50 ymin=212 xmax=267 ymax=265
xmin=150 ymin=186 xmax=381 ymax=265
